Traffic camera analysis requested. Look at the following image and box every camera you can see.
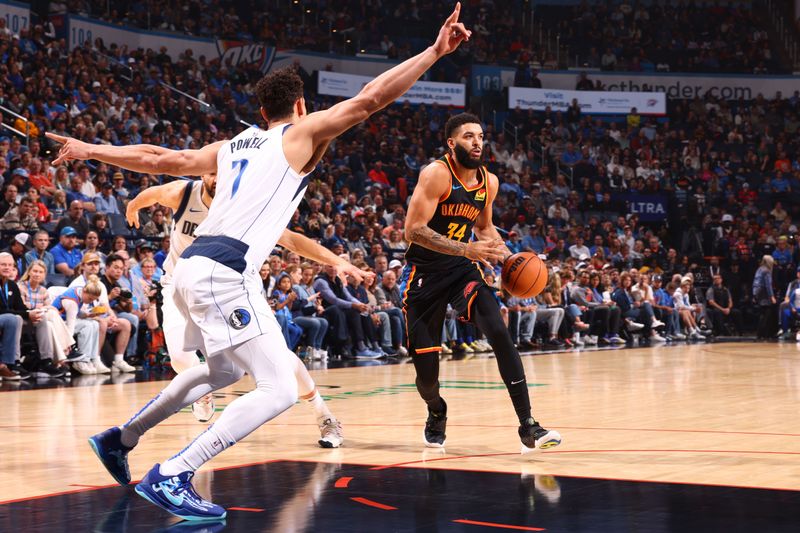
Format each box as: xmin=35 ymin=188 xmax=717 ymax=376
xmin=119 ymin=289 xmax=133 ymax=300
xmin=150 ymin=281 xmax=163 ymax=305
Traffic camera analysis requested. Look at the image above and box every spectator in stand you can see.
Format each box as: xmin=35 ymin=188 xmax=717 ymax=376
xmin=345 ymin=267 xmax=386 ymax=356
xmin=652 ymin=274 xmax=684 ymax=340
xmin=17 ymin=260 xmax=71 ymax=376
xmin=49 ymin=190 xmax=68 ymax=221
xmin=779 ymin=267 xmax=800 ymax=340
xmin=753 ymin=255 xmax=777 ymax=339
xmin=314 ymin=264 xmax=380 ymax=358
xmin=522 ymin=227 xmax=546 ymax=254
xmin=142 ymin=208 xmax=170 ymax=237
xmin=271 ymin=272 xmax=302 ymax=350
xmin=388 ymin=259 xmax=404 ymax=280
xmin=287 ymin=265 xmax=328 ymax=360
xmin=5 ymin=233 xmax=30 ymax=278
xmin=130 ymin=240 xmax=164 ymax=282
xmin=0 ymin=252 xmax=28 ymax=380
xmin=772 ymin=236 xmax=794 ymax=291
xmin=569 ymin=236 xmax=591 ymax=259
xmin=51 ymin=276 xmax=103 ymax=375
xmin=571 ymin=269 xmax=623 ymax=344
xmin=705 ymin=274 xmax=742 ymax=336
xmin=0 ymin=184 xmax=17 ymax=218
xmin=374 ymin=269 xmax=406 ymax=355
xmin=51 ymin=226 xmax=83 ymax=278
xmin=368 ymin=161 xmax=390 ymax=188
xmin=153 ymin=236 xmax=170 ymax=270
xmin=55 ymin=201 xmax=91 ymax=237
xmin=613 ymin=272 xmax=658 ymax=342
xmin=27 ymin=188 xmax=50 ymax=224
xmin=0 ymin=195 xmax=38 ymax=231
xmin=66 ymin=177 xmax=95 ymax=212
xmin=98 ymin=254 xmax=137 ymax=372
xmin=94 ymin=182 xmax=121 ymax=215
xmin=25 ymin=230 xmax=54 ymax=275
xmin=673 ymin=278 xmax=706 ymax=340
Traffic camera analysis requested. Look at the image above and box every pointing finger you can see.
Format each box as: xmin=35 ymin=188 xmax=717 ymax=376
xmin=45 ymin=132 xmax=68 ymax=144
xmin=448 ymin=2 xmax=461 ymax=24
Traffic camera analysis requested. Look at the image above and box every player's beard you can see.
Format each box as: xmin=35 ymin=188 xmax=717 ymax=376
xmin=204 ymin=183 xmax=216 ymax=199
xmin=453 ymin=143 xmax=481 ymax=169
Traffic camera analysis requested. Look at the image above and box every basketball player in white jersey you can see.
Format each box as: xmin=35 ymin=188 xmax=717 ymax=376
xmin=48 ymin=4 xmax=470 ymax=521
xmin=123 ymin=174 xmax=344 ymax=447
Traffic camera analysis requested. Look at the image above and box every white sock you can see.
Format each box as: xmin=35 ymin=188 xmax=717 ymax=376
xmin=114 ymin=353 xmax=124 ymax=363
xmin=118 ymin=363 xmax=231 ymax=449
xmin=160 ymin=382 xmax=296 ymax=475
xmin=160 ymin=423 xmax=236 ymax=476
xmin=305 ymin=389 xmax=332 ymax=422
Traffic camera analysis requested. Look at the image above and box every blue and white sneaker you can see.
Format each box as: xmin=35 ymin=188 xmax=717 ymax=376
xmin=135 ymin=464 xmax=226 ymax=521
xmin=88 ymin=426 xmax=133 ymax=486
xmin=354 ymin=348 xmax=384 ymax=359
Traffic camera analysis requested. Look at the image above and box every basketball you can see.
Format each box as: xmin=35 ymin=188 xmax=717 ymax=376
xmin=501 ymin=252 xmax=548 ymax=298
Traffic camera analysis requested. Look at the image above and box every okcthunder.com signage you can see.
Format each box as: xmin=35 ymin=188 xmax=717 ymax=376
xmin=508 ymin=87 xmax=666 ymax=115
xmin=318 ymin=71 xmax=465 ymax=107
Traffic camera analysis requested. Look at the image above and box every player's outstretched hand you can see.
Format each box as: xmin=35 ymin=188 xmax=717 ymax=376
xmin=432 ymin=2 xmax=471 ymax=57
xmin=45 ymin=132 xmax=92 ymax=166
xmin=336 ymin=262 xmax=375 ymax=285
xmin=465 ymin=239 xmax=506 ymax=269
xmin=125 ymin=201 xmax=141 ymax=229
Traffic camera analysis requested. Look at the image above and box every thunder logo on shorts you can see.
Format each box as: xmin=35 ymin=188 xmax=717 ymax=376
xmin=228 ymin=308 xmax=252 ymax=330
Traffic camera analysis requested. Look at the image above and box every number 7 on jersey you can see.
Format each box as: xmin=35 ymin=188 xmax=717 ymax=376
xmin=231 ymin=158 xmax=249 ymax=198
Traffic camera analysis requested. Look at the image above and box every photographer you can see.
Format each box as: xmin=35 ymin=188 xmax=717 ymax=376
xmin=98 ymin=254 xmax=137 ymax=372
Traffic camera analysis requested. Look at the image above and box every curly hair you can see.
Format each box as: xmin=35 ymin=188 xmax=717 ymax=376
xmin=444 ymin=113 xmax=481 ymax=139
xmin=255 ymin=67 xmax=304 ymax=121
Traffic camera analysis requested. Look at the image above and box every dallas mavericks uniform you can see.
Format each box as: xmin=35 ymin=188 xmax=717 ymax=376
xmin=172 ymin=125 xmax=309 ymax=355
xmin=160 ymin=180 xmax=208 ymax=362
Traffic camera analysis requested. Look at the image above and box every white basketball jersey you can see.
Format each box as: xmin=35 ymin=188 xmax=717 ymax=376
xmin=195 ymin=125 xmax=309 ymax=267
xmin=164 ymin=180 xmax=209 ymax=275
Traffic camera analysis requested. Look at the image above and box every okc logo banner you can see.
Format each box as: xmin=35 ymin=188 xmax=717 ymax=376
xmin=216 ymin=41 xmax=276 ymax=74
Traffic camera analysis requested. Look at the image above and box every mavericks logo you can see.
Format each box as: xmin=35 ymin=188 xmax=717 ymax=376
xmin=228 ymin=308 xmax=251 ymax=330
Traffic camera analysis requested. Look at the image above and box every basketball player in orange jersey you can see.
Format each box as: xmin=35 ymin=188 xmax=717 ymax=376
xmin=403 ymin=113 xmax=561 ymax=452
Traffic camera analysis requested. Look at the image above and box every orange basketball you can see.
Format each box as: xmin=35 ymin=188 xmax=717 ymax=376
xmin=501 ymin=252 xmax=548 ymax=298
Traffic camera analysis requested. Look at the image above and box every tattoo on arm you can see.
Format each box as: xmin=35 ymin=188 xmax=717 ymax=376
xmin=407 ymin=226 xmax=467 ymax=257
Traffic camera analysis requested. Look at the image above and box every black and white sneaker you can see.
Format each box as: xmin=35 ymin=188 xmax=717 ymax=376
xmin=32 ymin=359 xmax=67 ymax=378
xmin=519 ymin=418 xmax=562 ymax=454
xmin=423 ymin=399 xmax=447 ymax=448
xmin=65 ymin=346 xmax=89 ymax=362
xmin=8 ymin=363 xmax=32 ymax=380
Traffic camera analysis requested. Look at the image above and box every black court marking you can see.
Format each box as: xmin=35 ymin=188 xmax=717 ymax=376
xmin=1 ymin=461 xmax=798 ymax=532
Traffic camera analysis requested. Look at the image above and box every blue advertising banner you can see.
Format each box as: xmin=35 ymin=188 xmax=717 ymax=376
xmin=613 ymin=193 xmax=669 ymax=222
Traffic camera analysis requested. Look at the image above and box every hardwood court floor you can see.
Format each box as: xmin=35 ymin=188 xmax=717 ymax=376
xmin=1 ymin=342 xmax=799 ymax=531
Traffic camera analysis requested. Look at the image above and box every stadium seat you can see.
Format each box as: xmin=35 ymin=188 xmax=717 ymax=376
xmin=108 ymin=213 xmax=132 ymax=237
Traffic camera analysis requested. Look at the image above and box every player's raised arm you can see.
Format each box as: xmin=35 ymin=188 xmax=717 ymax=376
xmin=285 ymin=2 xmax=470 ymax=172
xmin=125 ymin=180 xmax=191 ymax=228
xmin=277 ymin=229 xmax=373 ymax=283
xmin=405 ymin=163 xmax=505 ymax=268
xmin=46 ymin=133 xmax=224 ymax=177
